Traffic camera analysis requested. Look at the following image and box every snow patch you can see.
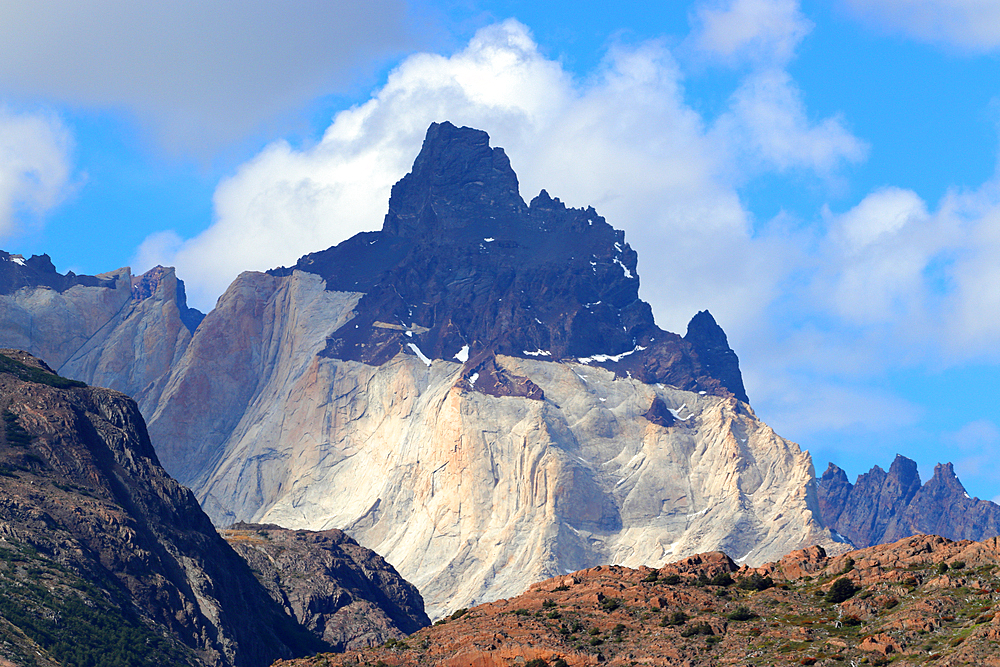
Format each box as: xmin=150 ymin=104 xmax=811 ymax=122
xmin=735 ymin=550 xmax=754 ymax=564
xmin=10 ymin=255 xmax=25 ymax=266
xmin=669 ymin=405 xmax=693 ymax=421
xmin=577 ymin=345 xmax=646 ymax=364
xmin=523 ymin=349 xmax=551 ymax=357
xmin=483 ymin=237 xmax=495 ymax=242
xmin=468 ymin=372 xmax=479 ymax=387
xmin=406 ymin=343 xmax=432 ymax=367
xmin=613 ymin=257 xmax=633 ymax=279
xmin=405 ymin=330 xmax=413 ymax=337
xmin=454 ymin=345 xmax=469 ymax=363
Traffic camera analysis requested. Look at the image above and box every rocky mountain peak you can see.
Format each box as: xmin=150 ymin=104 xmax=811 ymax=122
xmin=0 ymin=250 xmax=121 ymax=295
xmin=131 ymin=265 xmax=205 ymax=333
xmin=383 ymin=122 xmax=525 ymax=238
xmin=684 ymin=310 xmax=749 ymax=404
xmin=274 ymin=122 xmax=749 ymax=402
xmin=817 ymin=455 xmax=1000 ymax=548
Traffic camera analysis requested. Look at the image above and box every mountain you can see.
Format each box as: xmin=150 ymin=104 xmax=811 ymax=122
xmin=0 ymin=349 xmax=328 ymax=667
xmin=221 ymin=523 xmax=430 ymax=651
xmin=0 ymin=122 xmax=835 ymax=618
xmin=0 ymin=253 xmax=201 ymax=415
xmin=817 ymin=455 xmax=1000 ymax=548
xmin=275 ymin=533 xmax=1000 ymax=667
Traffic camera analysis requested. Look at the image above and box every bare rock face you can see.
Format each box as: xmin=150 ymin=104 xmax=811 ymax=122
xmin=817 ymin=455 xmax=1000 ymax=547
xmin=221 ymin=523 xmax=430 ymax=651
xmin=0 ymin=350 xmax=325 ymax=667
xmin=145 ymin=271 xmax=832 ymax=617
xmin=0 ymin=256 xmax=203 ymax=415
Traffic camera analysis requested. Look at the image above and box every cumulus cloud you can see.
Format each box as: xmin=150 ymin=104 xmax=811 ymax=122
xmin=0 ymin=109 xmax=74 ymax=238
xmin=0 ymin=0 xmax=415 ymax=153
xmin=841 ymin=0 xmax=1000 ymax=52
xmin=687 ymin=0 xmax=813 ymax=66
xmin=136 ymin=19 xmax=862 ymax=332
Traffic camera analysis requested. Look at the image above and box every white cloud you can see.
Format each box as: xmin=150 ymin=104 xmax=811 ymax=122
xmin=712 ymin=68 xmax=867 ymax=175
xmin=138 ymin=19 xmax=862 ymax=335
xmin=841 ymin=0 xmax=1000 ymax=52
xmin=0 ymin=109 xmax=74 ymax=238
xmin=688 ymin=0 xmax=813 ymax=66
xmin=0 ymin=0 xmax=415 ymax=153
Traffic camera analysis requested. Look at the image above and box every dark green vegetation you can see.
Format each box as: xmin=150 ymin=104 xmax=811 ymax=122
xmin=0 ymin=541 xmax=196 ymax=667
xmin=0 ymin=354 xmax=85 ymax=389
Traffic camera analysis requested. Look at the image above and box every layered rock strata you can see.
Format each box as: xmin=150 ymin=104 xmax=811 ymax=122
xmin=0 ymin=123 xmax=836 ymax=618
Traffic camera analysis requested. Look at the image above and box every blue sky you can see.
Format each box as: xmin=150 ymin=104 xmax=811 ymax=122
xmin=1 ymin=0 xmax=999 ymax=501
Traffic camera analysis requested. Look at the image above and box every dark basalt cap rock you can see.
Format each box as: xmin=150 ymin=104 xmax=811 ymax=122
xmin=272 ymin=122 xmax=750 ymax=404
xmin=383 ymin=122 xmax=526 ymax=238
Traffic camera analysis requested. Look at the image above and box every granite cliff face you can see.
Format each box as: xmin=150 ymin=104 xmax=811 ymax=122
xmin=0 ymin=350 xmax=324 ymax=667
xmin=135 ymin=123 xmax=833 ymax=617
xmin=221 ymin=523 xmax=430 ymax=651
xmin=817 ymin=455 xmax=1000 ymax=548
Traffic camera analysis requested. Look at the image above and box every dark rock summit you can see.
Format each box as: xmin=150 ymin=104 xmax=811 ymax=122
xmin=817 ymin=455 xmax=1000 ymax=547
xmin=273 ymin=121 xmax=748 ymax=403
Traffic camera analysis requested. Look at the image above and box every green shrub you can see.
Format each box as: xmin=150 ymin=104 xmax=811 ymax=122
xmin=951 ymin=561 xmax=965 ymax=570
xmin=450 ymin=607 xmax=468 ymax=620
xmin=661 ymin=574 xmax=681 ymax=585
xmin=937 ymin=562 xmax=949 ymax=575
xmin=737 ymin=573 xmax=774 ymax=591
xmin=709 ymin=572 xmax=734 ymax=587
xmin=661 ymin=610 xmax=688 ymax=627
xmin=524 ymin=660 xmax=549 ymax=667
xmin=825 ymin=577 xmax=859 ymax=604
xmin=600 ymin=597 xmax=621 ymax=612
xmin=642 ymin=570 xmax=659 ymax=582
xmin=680 ymin=622 xmax=713 ymax=637
xmin=726 ymin=605 xmax=756 ymax=621
xmin=542 ymin=598 xmax=556 ymax=608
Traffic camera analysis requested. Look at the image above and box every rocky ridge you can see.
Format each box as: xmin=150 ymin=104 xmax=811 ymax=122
xmin=818 ymin=455 xmax=1000 ymax=548
xmin=276 ymin=534 xmax=1000 ymax=667
xmin=221 ymin=523 xmax=430 ymax=651
xmin=0 ymin=255 xmax=202 ymax=415
xmin=0 ymin=349 xmax=326 ymax=667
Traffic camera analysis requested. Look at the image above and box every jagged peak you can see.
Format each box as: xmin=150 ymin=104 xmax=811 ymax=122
xmin=382 ymin=122 xmax=525 ymax=237
xmin=683 ymin=310 xmax=749 ymax=404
